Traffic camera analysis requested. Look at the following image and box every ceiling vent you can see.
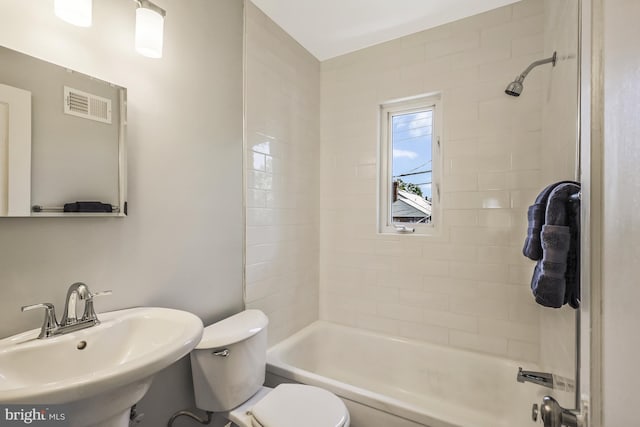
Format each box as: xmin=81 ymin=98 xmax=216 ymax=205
xmin=64 ymin=86 xmax=112 ymax=124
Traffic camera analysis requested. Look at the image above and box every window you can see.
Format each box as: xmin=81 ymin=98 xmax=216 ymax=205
xmin=378 ymin=94 xmax=441 ymax=235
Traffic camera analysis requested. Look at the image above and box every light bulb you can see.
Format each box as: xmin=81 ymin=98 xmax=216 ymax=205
xmin=54 ymin=0 xmax=92 ymax=27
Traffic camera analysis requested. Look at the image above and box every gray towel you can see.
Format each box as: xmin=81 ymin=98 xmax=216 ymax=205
xmin=522 ymin=181 xmax=578 ymax=260
xmin=529 ymin=182 xmax=581 ymax=309
xmin=531 ymin=225 xmax=571 ymax=307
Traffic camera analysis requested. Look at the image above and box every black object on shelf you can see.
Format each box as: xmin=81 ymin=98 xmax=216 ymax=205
xmin=63 ymin=201 xmax=113 ymax=213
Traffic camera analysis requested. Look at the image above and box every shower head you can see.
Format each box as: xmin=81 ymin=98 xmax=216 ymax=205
xmin=505 ymin=78 xmax=524 ymax=97
xmin=505 ymin=51 xmax=557 ymax=97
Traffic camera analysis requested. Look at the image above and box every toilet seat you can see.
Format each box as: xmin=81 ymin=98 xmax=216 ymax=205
xmin=249 ymin=384 xmax=349 ymax=427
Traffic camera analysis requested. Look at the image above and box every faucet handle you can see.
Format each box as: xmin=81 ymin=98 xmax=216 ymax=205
xmin=21 ymin=303 xmax=59 ymax=339
xmin=81 ymin=290 xmax=112 ymax=322
xmin=89 ymin=290 xmax=113 ymax=299
xmin=21 ymin=302 xmax=54 ymax=312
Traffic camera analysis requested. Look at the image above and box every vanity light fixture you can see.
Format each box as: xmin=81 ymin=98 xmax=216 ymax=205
xmin=54 ymin=0 xmax=92 ymax=27
xmin=53 ymin=0 xmax=167 ymax=59
xmin=134 ymin=0 xmax=166 ymax=58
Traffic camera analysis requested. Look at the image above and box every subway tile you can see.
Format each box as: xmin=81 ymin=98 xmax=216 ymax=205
xmin=247 ymin=170 xmax=273 ymax=191
xmin=444 ymin=210 xmax=478 ymax=227
xmin=246 ymin=226 xmax=278 ymax=245
xmin=512 ymin=34 xmax=544 ymax=57
xmin=477 ymin=246 xmax=512 ymax=263
xmin=449 ymin=154 xmax=512 ymax=174
xmin=328 ymin=293 xmax=378 ymax=316
xmin=398 ymin=290 xmax=450 ymax=311
xmin=507 ymin=339 xmax=540 ymax=363
xmin=446 ymin=174 xmax=479 ymax=192
xmin=246 ymin=189 xmax=267 ymax=208
xmin=422 ymin=310 xmax=478 ymax=333
xmin=398 ymin=321 xmax=449 ymax=345
xmin=478 ymin=318 xmax=539 ymax=343
xmin=422 ymin=244 xmax=477 ymax=262
xmin=512 ymin=0 xmax=544 ymax=19
xmin=424 ymin=31 xmax=481 ymax=60
xmin=246 ymin=261 xmax=276 ymax=284
xmin=510 ymin=189 xmax=540 ymax=209
xmin=507 ymin=170 xmax=541 ymax=189
xmin=445 ymin=139 xmax=478 ymax=157
xmin=478 ymin=172 xmax=508 ymax=190
xmin=246 ymin=277 xmax=281 ymax=303
xmin=449 ymin=42 xmax=512 ymax=70
xmin=319 ymin=304 xmax=358 ymax=327
xmin=356 ymin=313 xmax=400 ymax=335
xmin=413 ymin=259 xmax=451 ymax=278
xmin=477 ymin=209 xmax=512 ymax=227
xmin=246 ymin=243 xmax=278 ymax=264
xmin=450 ymin=227 xmax=511 ymax=246
xmin=373 ymin=286 xmax=400 ymax=303
xmin=481 ymin=14 xmax=544 ymax=47
xmin=378 ymin=302 xmax=424 ymax=322
xmin=376 ymin=270 xmax=424 ymax=291
xmin=511 ymin=144 xmax=542 ymax=171
xmin=509 ymin=264 xmax=535 ymax=286
xmin=449 ymin=291 xmax=510 ymax=318
xmin=448 ymin=5 xmax=513 ymax=34
xmin=449 ymin=330 xmax=508 ymax=356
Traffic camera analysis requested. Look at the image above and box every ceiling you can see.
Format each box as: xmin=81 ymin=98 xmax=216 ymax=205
xmin=250 ymin=0 xmax=523 ymax=61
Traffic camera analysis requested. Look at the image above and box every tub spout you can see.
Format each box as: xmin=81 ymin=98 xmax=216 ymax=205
xmin=517 ymin=367 xmax=554 ymax=388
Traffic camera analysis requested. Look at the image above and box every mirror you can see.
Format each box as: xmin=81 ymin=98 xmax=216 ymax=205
xmin=0 ymin=45 xmax=126 ymax=217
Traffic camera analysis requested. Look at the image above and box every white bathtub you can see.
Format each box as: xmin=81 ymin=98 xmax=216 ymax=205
xmin=266 ymin=321 xmax=548 ymax=427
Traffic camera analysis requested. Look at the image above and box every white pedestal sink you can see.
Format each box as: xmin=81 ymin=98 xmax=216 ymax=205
xmin=0 ymin=307 xmax=203 ymax=427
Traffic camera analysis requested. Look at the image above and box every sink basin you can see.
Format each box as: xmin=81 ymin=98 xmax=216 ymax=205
xmin=0 ymin=307 xmax=203 ymax=427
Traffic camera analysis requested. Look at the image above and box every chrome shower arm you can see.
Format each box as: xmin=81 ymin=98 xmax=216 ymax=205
xmin=516 ymin=51 xmax=557 ymax=81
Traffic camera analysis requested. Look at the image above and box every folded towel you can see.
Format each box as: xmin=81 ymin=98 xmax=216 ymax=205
xmin=528 ymin=182 xmax=581 ymax=309
xmin=523 ymin=203 xmax=546 ymax=260
xmin=522 ymin=181 xmax=578 ymax=260
xmin=63 ymin=201 xmax=113 ymax=213
xmin=531 ymin=225 xmax=571 ymax=308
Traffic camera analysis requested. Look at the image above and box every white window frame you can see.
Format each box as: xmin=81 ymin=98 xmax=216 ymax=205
xmin=378 ymin=94 xmax=442 ymax=235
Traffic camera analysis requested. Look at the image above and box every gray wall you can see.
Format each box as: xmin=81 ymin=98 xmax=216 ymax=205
xmin=0 ymin=46 xmax=121 ymax=207
xmin=0 ymin=0 xmax=244 ymax=425
xmin=601 ymin=0 xmax=640 ymax=425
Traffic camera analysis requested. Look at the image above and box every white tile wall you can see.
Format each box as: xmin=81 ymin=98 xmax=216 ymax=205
xmin=319 ymin=0 xmax=551 ymax=362
xmin=244 ymin=1 xmax=321 ymax=345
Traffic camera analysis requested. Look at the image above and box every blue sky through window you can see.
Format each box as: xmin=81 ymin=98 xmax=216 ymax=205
xmin=391 ymin=110 xmax=433 ymax=199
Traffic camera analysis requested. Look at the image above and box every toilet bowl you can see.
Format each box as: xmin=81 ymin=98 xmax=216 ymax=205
xmin=190 ymin=310 xmax=350 ymax=427
xmin=225 ymin=384 xmax=349 ymax=427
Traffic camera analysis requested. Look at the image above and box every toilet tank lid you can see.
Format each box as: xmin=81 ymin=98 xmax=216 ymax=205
xmin=196 ymin=310 xmax=269 ymax=349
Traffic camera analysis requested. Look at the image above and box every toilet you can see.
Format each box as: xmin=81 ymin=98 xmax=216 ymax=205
xmin=190 ymin=310 xmax=350 ymax=427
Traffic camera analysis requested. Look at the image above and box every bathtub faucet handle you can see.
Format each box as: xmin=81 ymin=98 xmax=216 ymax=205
xmin=539 ymin=396 xmax=581 ymax=427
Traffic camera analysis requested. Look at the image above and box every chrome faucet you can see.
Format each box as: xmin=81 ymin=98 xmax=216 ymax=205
xmin=21 ymin=282 xmax=112 ymax=339
xmin=60 ymin=282 xmax=92 ymax=326
xmin=517 ymin=367 xmax=554 ymax=388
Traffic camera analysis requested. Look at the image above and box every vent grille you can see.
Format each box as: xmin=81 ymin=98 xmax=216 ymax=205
xmin=64 ymin=86 xmax=112 ymax=124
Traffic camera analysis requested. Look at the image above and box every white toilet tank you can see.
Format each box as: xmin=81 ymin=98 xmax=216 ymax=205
xmin=190 ymin=310 xmax=269 ymax=412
